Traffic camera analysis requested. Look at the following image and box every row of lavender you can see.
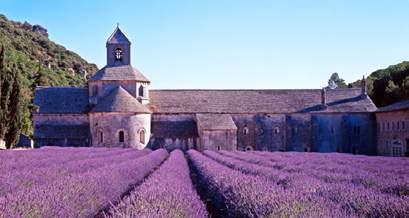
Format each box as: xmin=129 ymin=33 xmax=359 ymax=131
xmin=105 ymin=150 xmax=208 ymax=218
xmin=0 ymin=147 xmax=169 ymax=217
xmin=188 ymin=150 xmax=409 ymax=217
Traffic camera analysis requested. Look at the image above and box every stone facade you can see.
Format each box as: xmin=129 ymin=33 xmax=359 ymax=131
xmin=376 ymin=103 xmax=409 ymax=157
xmin=33 ymin=27 xmax=381 ymax=155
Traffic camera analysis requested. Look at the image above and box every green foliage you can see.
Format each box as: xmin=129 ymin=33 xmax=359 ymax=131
xmin=4 ymin=65 xmax=23 ymax=148
xmin=350 ymin=62 xmax=409 ymax=107
xmin=0 ymin=14 xmax=98 ymax=140
xmin=0 ymin=47 xmax=23 ymax=148
xmin=328 ymin=72 xmax=348 ymax=88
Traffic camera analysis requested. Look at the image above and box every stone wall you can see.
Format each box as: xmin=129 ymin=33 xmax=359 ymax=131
xmin=311 ymin=114 xmax=343 ymax=152
xmin=310 ymin=113 xmax=376 ymax=154
xmin=232 ymin=115 xmax=257 ymax=151
xmin=33 ymin=113 xmax=89 ymax=147
xmin=148 ymin=114 xmax=198 ymax=151
xmin=233 ymin=114 xmax=286 ymax=151
xmin=89 ymin=112 xmax=151 ymax=149
xmin=341 ymin=113 xmax=377 ymax=155
xmin=198 ymin=130 xmax=237 ymax=151
xmin=376 ymin=110 xmax=409 ymax=157
xmin=286 ymin=114 xmax=312 ymax=152
xmin=107 ymin=42 xmax=131 ymax=66
xmin=88 ymin=81 xmax=149 ymax=105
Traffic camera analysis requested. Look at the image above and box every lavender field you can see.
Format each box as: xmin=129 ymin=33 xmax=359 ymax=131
xmin=0 ymin=147 xmax=408 ymax=217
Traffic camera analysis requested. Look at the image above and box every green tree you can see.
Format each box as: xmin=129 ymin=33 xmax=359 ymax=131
xmin=384 ymin=80 xmax=402 ymax=105
xmin=328 ymin=72 xmax=348 ymax=88
xmin=0 ymin=45 xmax=12 ymax=142
xmin=4 ymin=65 xmax=23 ymax=148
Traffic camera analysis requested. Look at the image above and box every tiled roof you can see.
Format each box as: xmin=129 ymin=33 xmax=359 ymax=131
xmin=34 ymin=125 xmax=89 ymax=139
xmin=148 ymin=89 xmax=377 ymax=114
xmin=196 ymin=114 xmax=237 ymax=130
xmin=34 ymin=87 xmax=90 ymax=113
xmin=376 ymin=99 xmax=409 ymax=112
xmin=91 ymin=86 xmax=151 ymax=113
xmin=107 ymin=27 xmax=130 ymax=44
xmin=89 ymin=65 xmax=150 ymax=82
xmin=34 ymin=87 xmax=377 ymax=115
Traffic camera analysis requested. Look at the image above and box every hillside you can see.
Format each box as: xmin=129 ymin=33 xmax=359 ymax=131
xmin=0 ymin=14 xmax=98 ymax=136
xmin=349 ymin=61 xmax=409 ymax=107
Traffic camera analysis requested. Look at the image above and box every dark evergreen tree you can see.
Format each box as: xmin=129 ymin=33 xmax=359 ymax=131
xmin=4 ymin=65 xmax=22 ymax=148
xmin=0 ymin=45 xmax=11 ymax=142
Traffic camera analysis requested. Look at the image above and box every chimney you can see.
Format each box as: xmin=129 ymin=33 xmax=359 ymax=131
xmin=361 ymin=75 xmax=367 ymax=99
xmin=321 ymin=88 xmax=327 ymax=109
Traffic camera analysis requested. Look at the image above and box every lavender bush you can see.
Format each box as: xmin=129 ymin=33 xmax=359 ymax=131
xmin=188 ymin=150 xmax=346 ymax=217
xmin=213 ymin=150 xmax=409 ymax=217
xmin=0 ymin=149 xmax=150 ymax=196
xmin=0 ymin=148 xmax=168 ymax=217
xmin=106 ymin=150 xmax=208 ymax=218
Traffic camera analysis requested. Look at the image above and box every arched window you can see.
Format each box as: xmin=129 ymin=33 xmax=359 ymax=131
xmin=217 ymin=145 xmax=221 ymax=151
xmin=119 ymin=130 xmax=125 ymax=143
xmin=243 ymin=126 xmax=249 ymax=135
xmin=139 ymin=85 xmax=144 ymax=97
xmin=115 ymin=48 xmax=123 ymax=62
xmin=273 ymin=127 xmax=280 ymax=134
xmin=139 ymin=129 xmax=145 ymax=144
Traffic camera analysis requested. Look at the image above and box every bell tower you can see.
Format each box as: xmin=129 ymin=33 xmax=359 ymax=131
xmin=106 ymin=26 xmax=131 ymax=66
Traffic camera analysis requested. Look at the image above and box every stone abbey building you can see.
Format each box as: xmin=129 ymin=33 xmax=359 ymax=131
xmin=33 ymin=27 xmax=378 ymax=154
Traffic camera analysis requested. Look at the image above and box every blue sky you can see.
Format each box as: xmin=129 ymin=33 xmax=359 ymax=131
xmin=1 ymin=0 xmax=409 ymax=89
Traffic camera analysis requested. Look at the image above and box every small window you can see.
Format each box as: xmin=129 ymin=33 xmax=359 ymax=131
xmin=245 ymin=146 xmax=254 ymax=151
xmin=217 ymin=145 xmax=221 ymax=151
xmin=273 ymin=127 xmax=280 ymax=134
xmin=139 ymin=85 xmax=144 ymax=97
xmin=140 ymin=129 xmax=145 ymax=144
xmin=115 ymin=48 xmax=123 ymax=62
xmin=119 ymin=130 xmax=125 ymax=143
xmin=98 ymin=130 xmax=104 ymax=143
xmin=331 ymin=126 xmax=335 ymax=135
xmin=397 ymin=122 xmax=400 ymax=130
xmin=402 ymin=121 xmax=405 ymax=130
xmin=387 ymin=122 xmax=390 ymax=130
xmin=243 ymin=126 xmax=249 ymax=135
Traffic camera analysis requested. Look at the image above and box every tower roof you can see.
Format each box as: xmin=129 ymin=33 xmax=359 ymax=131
xmin=91 ymin=86 xmax=151 ymax=113
xmin=89 ymin=65 xmax=150 ymax=82
xmin=106 ymin=26 xmax=131 ymax=44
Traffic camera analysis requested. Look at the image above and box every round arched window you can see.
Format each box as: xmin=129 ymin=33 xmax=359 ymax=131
xmin=118 ymin=130 xmax=125 ymax=143
xmin=243 ymin=126 xmax=249 ymax=135
xmin=115 ymin=48 xmax=123 ymax=62
xmin=139 ymin=129 xmax=146 ymax=144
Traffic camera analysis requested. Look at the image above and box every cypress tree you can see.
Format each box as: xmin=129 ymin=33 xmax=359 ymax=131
xmin=4 ymin=65 xmax=22 ymax=148
xmin=0 ymin=45 xmax=11 ymax=143
xmin=0 ymin=45 xmax=3 ymax=146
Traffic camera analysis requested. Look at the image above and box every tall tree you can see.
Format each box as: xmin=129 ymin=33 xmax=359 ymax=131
xmin=4 ymin=65 xmax=22 ymax=148
xmin=328 ymin=72 xmax=348 ymax=88
xmin=0 ymin=45 xmax=12 ymax=142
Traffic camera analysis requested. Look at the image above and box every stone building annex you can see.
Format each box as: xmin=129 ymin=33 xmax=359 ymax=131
xmin=33 ymin=27 xmax=379 ymax=154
